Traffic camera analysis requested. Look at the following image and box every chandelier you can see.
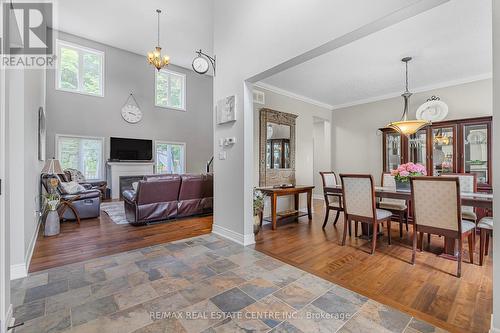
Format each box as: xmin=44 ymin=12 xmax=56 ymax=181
xmin=434 ymin=129 xmax=450 ymax=145
xmin=386 ymin=57 xmax=430 ymax=136
xmin=147 ymin=9 xmax=170 ymax=71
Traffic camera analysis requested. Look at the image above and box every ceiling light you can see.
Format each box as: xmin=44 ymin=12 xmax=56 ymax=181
xmin=386 ymin=57 xmax=430 ymax=136
xmin=147 ymin=9 xmax=170 ymax=71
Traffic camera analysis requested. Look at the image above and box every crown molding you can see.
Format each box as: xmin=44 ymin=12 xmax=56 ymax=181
xmin=254 ymin=82 xmax=334 ymax=110
xmin=257 ymin=73 xmax=491 ymax=112
xmin=330 ymin=73 xmax=492 ymax=110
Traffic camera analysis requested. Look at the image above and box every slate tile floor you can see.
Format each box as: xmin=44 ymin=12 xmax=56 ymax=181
xmin=12 ymin=234 xmax=446 ymax=333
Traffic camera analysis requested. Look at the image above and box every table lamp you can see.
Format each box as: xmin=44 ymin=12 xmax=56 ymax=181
xmin=41 ymin=158 xmax=63 ymax=175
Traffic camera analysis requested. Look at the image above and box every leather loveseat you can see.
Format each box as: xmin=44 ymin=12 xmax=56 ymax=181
xmin=123 ymin=173 xmax=213 ymax=226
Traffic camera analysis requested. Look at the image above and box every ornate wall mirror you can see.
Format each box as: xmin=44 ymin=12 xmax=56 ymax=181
xmin=259 ymin=108 xmax=297 ymax=186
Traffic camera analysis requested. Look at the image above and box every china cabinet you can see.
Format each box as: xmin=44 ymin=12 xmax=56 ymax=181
xmin=382 ymin=116 xmax=492 ymax=192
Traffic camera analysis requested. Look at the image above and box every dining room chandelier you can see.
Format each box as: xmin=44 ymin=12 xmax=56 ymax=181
xmin=386 ymin=57 xmax=430 ymax=136
xmin=147 ymin=9 xmax=170 ymax=71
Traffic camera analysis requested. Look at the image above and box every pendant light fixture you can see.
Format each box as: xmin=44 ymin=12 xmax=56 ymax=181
xmin=386 ymin=57 xmax=430 ymax=136
xmin=147 ymin=9 xmax=170 ymax=71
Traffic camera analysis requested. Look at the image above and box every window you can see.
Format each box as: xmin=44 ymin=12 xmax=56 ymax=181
xmin=155 ymin=69 xmax=186 ymax=110
xmin=56 ymin=135 xmax=105 ymax=180
xmin=56 ymin=40 xmax=104 ymax=96
xmin=155 ymin=141 xmax=186 ymax=174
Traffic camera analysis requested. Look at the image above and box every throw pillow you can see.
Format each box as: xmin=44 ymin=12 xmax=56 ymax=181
xmin=65 ymin=168 xmax=86 ymax=183
xmin=132 ymin=182 xmax=138 ymax=192
xmin=60 ymin=181 xmax=85 ymax=194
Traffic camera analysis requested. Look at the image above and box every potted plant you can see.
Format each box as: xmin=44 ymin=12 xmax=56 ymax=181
xmin=43 ymin=177 xmax=62 ymax=236
xmin=253 ymin=189 xmax=265 ymax=235
xmin=43 ymin=192 xmax=60 ymax=236
xmin=390 ymin=162 xmax=427 ymax=191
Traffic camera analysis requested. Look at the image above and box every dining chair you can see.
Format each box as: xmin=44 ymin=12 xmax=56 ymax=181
xmin=319 ymin=172 xmax=344 ymax=229
xmin=441 ymin=173 xmax=477 ymax=223
xmin=339 ymin=174 xmax=392 ymax=254
xmin=478 ymin=216 xmax=493 ymax=266
xmin=410 ymin=177 xmax=475 ymax=277
xmin=380 ymin=173 xmax=408 ymax=238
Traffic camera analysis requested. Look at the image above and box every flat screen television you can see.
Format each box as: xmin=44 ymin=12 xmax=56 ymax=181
xmin=110 ymin=137 xmax=153 ymax=161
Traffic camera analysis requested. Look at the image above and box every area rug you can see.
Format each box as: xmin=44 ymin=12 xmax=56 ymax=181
xmin=100 ymin=202 xmax=129 ymax=225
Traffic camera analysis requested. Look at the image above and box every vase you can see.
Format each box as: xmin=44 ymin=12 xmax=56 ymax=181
xmin=253 ymin=214 xmax=262 ymax=235
xmin=45 ymin=210 xmax=60 ymax=236
xmin=395 ymin=179 xmax=411 ymax=192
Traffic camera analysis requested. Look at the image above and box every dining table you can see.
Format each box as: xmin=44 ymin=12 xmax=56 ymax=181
xmin=324 ymin=185 xmax=493 ymax=259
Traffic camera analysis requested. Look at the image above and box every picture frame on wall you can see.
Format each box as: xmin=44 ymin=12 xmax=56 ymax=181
xmin=216 ymin=95 xmax=236 ymax=124
xmin=38 ymin=106 xmax=46 ymax=161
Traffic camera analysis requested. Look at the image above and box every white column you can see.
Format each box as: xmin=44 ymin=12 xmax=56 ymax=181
xmin=492 ymin=1 xmax=500 ymax=332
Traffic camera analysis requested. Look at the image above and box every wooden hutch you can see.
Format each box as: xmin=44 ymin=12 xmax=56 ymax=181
xmin=381 ymin=116 xmax=492 ymax=192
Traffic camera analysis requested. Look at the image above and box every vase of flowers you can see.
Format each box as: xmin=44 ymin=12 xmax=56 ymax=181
xmin=44 ymin=192 xmax=60 ymax=236
xmin=253 ymin=189 xmax=265 ymax=235
xmin=390 ymin=162 xmax=427 ymax=191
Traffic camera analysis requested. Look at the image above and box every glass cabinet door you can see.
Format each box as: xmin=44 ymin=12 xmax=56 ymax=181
xmin=385 ymin=133 xmax=402 ymax=172
xmin=432 ymin=126 xmax=455 ymax=176
xmin=408 ymin=129 xmax=427 ymax=170
xmin=272 ymin=141 xmax=282 ymax=169
xmin=463 ymin=123 xmax=489 ymax=184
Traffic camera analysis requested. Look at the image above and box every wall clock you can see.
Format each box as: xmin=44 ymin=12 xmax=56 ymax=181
xmin=192 ymin=55 xmax=210 ymax=74
xmin=121 ymin=104 xmax=142 ymax=123
xmin=121 ymin=93 xmax=143 ymax=123
xmin=191 ymin=49 xmax=216 ymax=75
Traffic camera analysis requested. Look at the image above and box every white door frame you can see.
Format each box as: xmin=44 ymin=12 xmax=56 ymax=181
xmin=0 ymin=1 xmax=12 ymax=330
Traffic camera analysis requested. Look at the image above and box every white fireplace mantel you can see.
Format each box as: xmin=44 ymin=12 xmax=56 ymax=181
xmin=106 ymin=162 xmax=155 ymax=199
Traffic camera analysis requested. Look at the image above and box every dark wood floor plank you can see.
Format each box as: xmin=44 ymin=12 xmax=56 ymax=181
xmin=253 ymin=200 xmax=492 ymax=333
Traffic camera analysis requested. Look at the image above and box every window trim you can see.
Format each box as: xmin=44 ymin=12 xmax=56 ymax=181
xmin=154 ymin=69 xmax=186 ymax=111
xmin=55 ymin=134 xmax=106 ymax=180
xmin=55 ymin=39 xmax=105 ymax=97
xmin=154 ymin=140 xmax=187 ymax=174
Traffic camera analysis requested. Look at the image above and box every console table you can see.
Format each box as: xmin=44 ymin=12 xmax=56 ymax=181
xmin=257 ymin=185 xmax=315 ymax=230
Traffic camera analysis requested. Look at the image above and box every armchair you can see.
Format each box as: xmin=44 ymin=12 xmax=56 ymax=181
xmin=41 ymin=174 xmax=101 ymax=221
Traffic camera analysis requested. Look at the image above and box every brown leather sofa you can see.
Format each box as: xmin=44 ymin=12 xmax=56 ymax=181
xmin=123 ymin=173 xmax=213 ymax=226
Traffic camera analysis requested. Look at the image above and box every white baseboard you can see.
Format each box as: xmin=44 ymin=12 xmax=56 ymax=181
xmin=3 ymin=304 xmax=12 ymax=333
xmin=10 ymin=264 xmax=27 ymax=280
xmin=212 ymin=224 xmax=255 ymax=246
xmin=25 ymin=217 xmax=41 ymax=270
xmin=10 ymin=217 xmax=40 ymax=280
xmin=490 ymin=315 xmax=500 ymax=333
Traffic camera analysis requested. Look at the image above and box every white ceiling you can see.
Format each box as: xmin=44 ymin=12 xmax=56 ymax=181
xmin=52 ymin=0 xmax=214 ymax=69
xmin=260 ymin=0 xmax=492 ymax=109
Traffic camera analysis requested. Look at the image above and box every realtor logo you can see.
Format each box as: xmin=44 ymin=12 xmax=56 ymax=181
xmin=2 ymin=2 xmax=53 ymax=55
xmin=1 ymin=2 xmax=54 ymax=68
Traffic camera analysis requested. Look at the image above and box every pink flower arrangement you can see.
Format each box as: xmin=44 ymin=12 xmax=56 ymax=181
xmin=391 ymin=162 xmax=427 ymax=182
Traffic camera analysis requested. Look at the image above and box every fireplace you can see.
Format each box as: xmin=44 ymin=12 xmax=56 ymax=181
xmin=106 ymin=162 xmax=154 ymax=199
xmin=119 ymin=175 xmax=144 ymax=199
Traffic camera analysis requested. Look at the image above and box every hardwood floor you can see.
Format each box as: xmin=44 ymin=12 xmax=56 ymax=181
xmin=254 ymin=199 xmax=492 ymax=333
xmin=29 ymin=204 xmax=213 ymax=272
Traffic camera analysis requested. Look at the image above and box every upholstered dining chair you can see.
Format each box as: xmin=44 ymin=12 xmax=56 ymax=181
xmin=380 ymin=173 xmax=408 ymax=238
xmin=319 ymin=172 xmax=344 ymax=229
xmin=339 ymin=174 xmax=393 ymax=254
xmin=441 ymin=173 xmax=477 ymax=223
xmin=478 ymin=216 xmax=493 ymax=266
xmin=410 ymin=177 xmax=475 ymax=277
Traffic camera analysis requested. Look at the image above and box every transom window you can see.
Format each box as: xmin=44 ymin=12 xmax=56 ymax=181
xmin=155 ymin=141 xmax=186 ymax=174
xmin=155 ymin=69 xmax=186 ymax=110
xmin=56 ymin=135 xmax=105 ymax=180
xmin=56 ymin=40 xmax=104 ymax=97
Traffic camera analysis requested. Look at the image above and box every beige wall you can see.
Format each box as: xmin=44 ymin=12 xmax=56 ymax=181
xmin=332 ymin=79 xmax=492 ymax=184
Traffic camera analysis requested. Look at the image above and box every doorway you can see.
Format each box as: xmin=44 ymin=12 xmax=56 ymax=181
xmin=312 ymin=117 xmax=331 ymax=199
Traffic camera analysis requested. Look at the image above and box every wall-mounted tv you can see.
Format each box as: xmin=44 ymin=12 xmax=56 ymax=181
xmin=110 ymin=137 xmax=153 ymax=161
